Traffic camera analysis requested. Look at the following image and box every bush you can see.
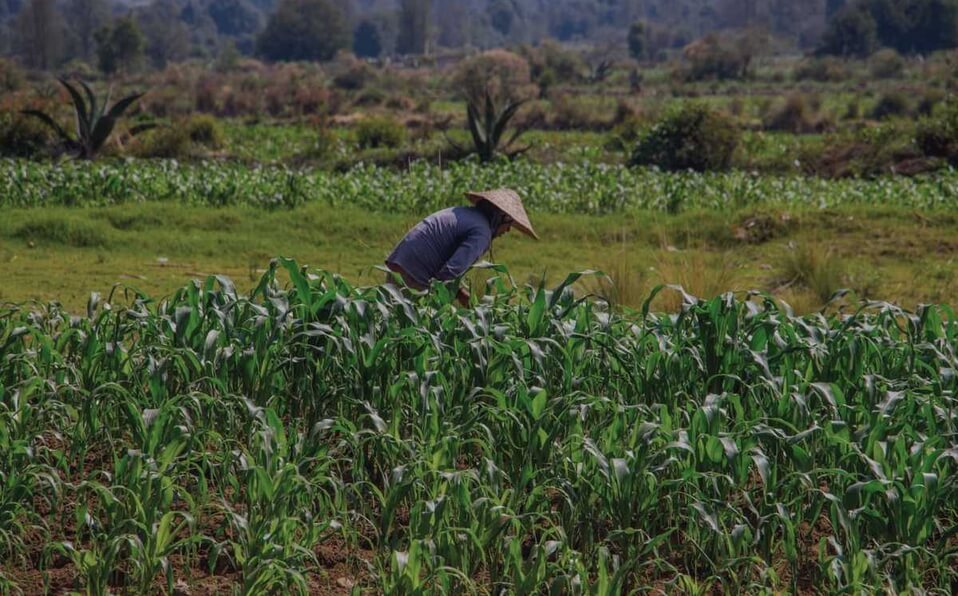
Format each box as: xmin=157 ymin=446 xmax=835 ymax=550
xmin=630 ymin=103 xmax=740 ymax=172
xmin=331 ymin=52 xmax=374 ymax=90
xmin=355 ymin=116 xmax=405 ymax=149
xmin=916 ymin=101 xmax=958 ymax=162
xmin=0 ymin=58 xmax=25 ymax=92
xmin=916 ymin=88 xmax=946 ymax=116
xmin=870 ymin=91 xmax=911 ymax=120
xmin=132 ymin=125 xmax=193 ymax=158
xmin=764 ymin=94 xmax=819 ymax=134
xmin=185 ymin=115 xmax=224 ymax=149
xmin=549 ymin=95 xmax=616 ymax=131
xmin=0 ymin=113 xmax=53 ymax=158
xmin=793 ymin=57 xmax=849 ymax=82
xmin=869 ymin=49 xmax=905 ymax=79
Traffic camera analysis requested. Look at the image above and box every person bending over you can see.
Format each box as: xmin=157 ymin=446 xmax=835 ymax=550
xmin=385 ymin=188 xmax=538 ymax=306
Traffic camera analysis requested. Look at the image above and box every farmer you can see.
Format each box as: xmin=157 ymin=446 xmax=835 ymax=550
xmin=385 ymin=188 xmax=539 ymax=306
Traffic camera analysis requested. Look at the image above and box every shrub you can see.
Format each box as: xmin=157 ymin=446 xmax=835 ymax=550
xmin=630 ymin=103 xmax=740 ymax=172
xmin=764 ymin=94 xmax=819 ymax=134
xmin=185 ymin=115 xmax=224 ymax=149
xmin=331 ymin=52 xmax=374 ymax=90
xmin=793 ymin=57 xmax=849 ymax=82
xmin=800 ymin=125 xmax=920 ymax=178
xmin=355 ymin=116 xmax=406 ymax=149
xmin=0 ymin=113 xmax=53 ymax=158
xmin=870 ymin=91 xmax=911 ymax=120
xmin=0 ymin=58 xmax=25 ymax=92
xmin=132 ymin=125 xmax=193 ymax=159
xmin=869 ymin=49 xmax=905 ymax=79
xmin=916 ymin=88 xmax=945 ymax=116
xmin=916 ymin=101 xmax=958 ymax=163
xmin=549 ymin=95 xmax=615 ymax=131
xmin=353 ymin=88 xmax=386 ymax=107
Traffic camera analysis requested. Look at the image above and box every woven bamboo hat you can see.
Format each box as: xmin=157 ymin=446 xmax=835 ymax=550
xmin=466 ymin=188 xmax=539 ymax=240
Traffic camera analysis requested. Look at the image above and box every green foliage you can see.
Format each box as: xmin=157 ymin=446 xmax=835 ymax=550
xmin=0 ymin=112 xmax=54 ymax=158
xmin=5 ymin=158 xmax=955 ymax=214
xmin=823 ymin=0 xmax=958 ymax=56
xmin=94 ymin=16 xmax=145 ymax=74
xmin=779 ymin=242 xmax=846 ymax=303
xmin=680 ymin=34 xmax=751 ymax=81
xmin=352 ymin=20 xmax=382 ymax=58
xmin=397 ymin=0 xmax=430 ymax=55
xmin=793 ymin=56 xmax=851 ymax=82
xmin=916 ymin=100 xmax=958 ymax=163
xmin=256 ymin=0 xmax=349 ymax=62
xmin=1 ymin=259 xmax=958 ymax=593
xmin=631 ymin=103 xmax=741 ymax=172
xmin=185 ymin=114 xmax=224 ymax=149
xmin=456 ymin=91 xmax=529 ymax=163
xmin=870 ymin=91 xmax=911 ymax=120
xmin=132 ymin=125 xmax=193 ymax=158
xmin=355 ymin=116 xmax=406 ymax=150
xmin=818 ymin=5 xmax=878 ymax=57
xmin=14 ymin=215 xmax=109 ymax=247
xmin=21 ymin=78 xmax=153 ymax=159
xmin=869 ymin=48 xmax=905 ymax=79
xmin=627 ymin=21 xmax=646 ymax=60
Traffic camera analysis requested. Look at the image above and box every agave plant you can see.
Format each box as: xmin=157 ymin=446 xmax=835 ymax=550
xmin=22 ymin=78 xmax=153 ymax=159
xmin=449 ymin=89 xmax=529 ymax=163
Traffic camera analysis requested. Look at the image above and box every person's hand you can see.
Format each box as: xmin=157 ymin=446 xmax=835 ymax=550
xmin=456 ymin=288 xmax=471 ymax=307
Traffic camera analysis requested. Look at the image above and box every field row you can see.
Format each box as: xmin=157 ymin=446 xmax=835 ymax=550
xmin=1 ymin=262 xmax=957 ymax=593
xmin=2 ymin=159 xmax=958 ymax=213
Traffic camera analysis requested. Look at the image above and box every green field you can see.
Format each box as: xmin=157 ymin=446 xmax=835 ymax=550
xmin=2 ymin=259 xmax=957 ymax=593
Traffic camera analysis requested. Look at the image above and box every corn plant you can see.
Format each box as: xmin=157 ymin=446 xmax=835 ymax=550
xmin=1 ymin=261 xmax=957 ymax=593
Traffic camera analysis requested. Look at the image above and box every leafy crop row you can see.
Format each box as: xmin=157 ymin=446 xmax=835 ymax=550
xmin=1 ymin=261 xmax=957 ymax=593
xmin=2 ymin=159 xmax=957 ymax=213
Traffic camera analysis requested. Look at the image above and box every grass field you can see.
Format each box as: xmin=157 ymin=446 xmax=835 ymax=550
xmin=0 ymin=202 xmax=955 ymax=314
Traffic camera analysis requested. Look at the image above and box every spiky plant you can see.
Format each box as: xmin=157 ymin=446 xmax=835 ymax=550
xmin=22 ymin=78 xmax=153 ymax=160
xmin=449 ymin=89 xmax=529 ymax=163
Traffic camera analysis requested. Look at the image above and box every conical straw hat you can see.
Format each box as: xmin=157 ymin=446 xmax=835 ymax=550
xmin=466 ymin=188 xmax=539 ymax=240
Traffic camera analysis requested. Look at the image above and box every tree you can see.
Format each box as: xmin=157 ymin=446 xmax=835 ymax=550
xmin=489 ymin=0 xmax=516 ymax=36
xmin=628 ymin=20 xmax=646 ymax=60
xmin=353 ymin=20 xmax=382 ymax=58
xmin=64 ymin=0 xmax=109 ymax=62
xmin=397 ymin=0 xmax=430 ymax=55
xmin=256 ymin=0 xmax=349 ymax=62
xmin=207 ymin=0 xmax=262 ymax=37
xmin=14 ymin=0 xmax=64 ymax=69
xmin=137 ymin=1 xmax=191 ymax=68
xmin=94 ymin=16 xmax=146 ymax=74
xmin=826 ymin=0 xmax=848 ymax=18
xmin=818 ymin=5 xmax=877 ymax=56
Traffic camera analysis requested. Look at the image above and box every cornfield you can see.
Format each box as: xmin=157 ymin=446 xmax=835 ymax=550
xmin=2 ymin=159 xmax=957 ymax=213
xmin=1 ymin=259 xmax=957 ymax=594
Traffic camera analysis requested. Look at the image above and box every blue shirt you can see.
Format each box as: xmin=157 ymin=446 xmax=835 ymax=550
xmin=386 ymin=207 xmax=493 ymax=287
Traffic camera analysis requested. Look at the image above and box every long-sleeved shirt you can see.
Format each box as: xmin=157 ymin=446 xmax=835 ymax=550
xmin=385 ymin=206 xmax=493 ymax=288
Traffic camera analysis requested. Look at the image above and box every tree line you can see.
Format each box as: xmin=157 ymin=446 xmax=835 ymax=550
xmin=1 ymin=0 xmax=956 ymax=72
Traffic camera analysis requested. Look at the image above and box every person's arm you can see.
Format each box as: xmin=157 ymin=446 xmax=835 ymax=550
xmin=434 ymin=227 xmax=491 ymax=282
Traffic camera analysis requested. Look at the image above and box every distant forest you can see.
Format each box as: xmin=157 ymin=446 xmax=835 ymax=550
xmin=1 ymin=0 xmax=956 ymax=70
